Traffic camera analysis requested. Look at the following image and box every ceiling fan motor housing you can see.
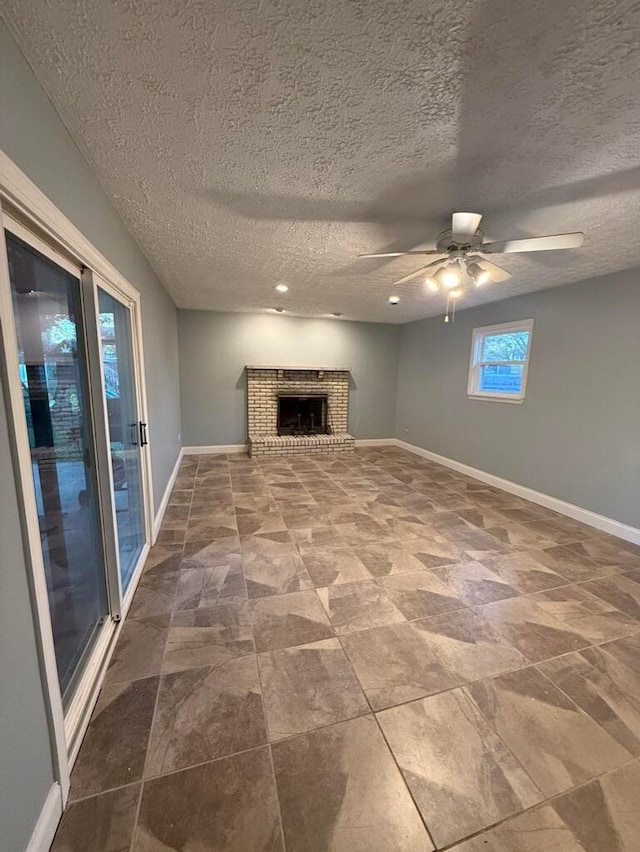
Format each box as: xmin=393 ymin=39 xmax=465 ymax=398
xmin=436 ymin=228 xmax=485 ymax=254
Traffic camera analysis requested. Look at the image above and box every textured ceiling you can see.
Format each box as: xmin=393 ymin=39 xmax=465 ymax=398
xmin=3 ymin=0 xmax=640 ymax=323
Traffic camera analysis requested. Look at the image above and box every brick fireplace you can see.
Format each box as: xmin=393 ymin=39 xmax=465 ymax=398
xmin=246 ymin=366 xmax=355 ymax=457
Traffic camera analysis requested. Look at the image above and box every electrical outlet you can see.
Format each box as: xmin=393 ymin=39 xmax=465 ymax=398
xmin=405 ymin=427 xmax=409 ymax=433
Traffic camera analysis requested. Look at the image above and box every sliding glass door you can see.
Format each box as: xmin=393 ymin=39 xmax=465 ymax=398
xmin=97 ymin=287 xmax=146 ymax=592
xmin=1 ymin=216 xmax=152 ymax=761
xmin=5 ymin=231 xmax=110 ymax=705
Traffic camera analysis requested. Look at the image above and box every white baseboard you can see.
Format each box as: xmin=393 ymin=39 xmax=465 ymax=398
xmin=394 ymin=439 xmax=640 ymax=546
xmin=26 ymin=783 xmax=63 ymax=852
xmin=354 ymin=438 xmax=395 ymax=447
xmin=152 ymin=448 xmax=184 ymax=542
xmin=183 ymin=444 xmax=247 ymax=456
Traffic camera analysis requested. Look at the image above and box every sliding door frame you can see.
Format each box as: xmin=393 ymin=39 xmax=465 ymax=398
xmin=0 ymin=148 xmax=155 ymax=803
xmin=0 ymin=202 xmax=71 ymax=800
xmin=84 ymin=268 xmax=155 ymax=612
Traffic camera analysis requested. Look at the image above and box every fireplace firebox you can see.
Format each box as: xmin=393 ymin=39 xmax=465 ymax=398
xmin=277 ymin=393 xmax=329 ymax=436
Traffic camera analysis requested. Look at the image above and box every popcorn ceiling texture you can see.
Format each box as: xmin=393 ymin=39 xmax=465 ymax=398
xmin=3 ymin=0 xmax=640 ymax=322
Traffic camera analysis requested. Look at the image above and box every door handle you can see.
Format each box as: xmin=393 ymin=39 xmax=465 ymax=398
xmin=130 ymin=423 xmax=138 ymax=446
xmin=139 ymin=421 xmax=148 ymax=447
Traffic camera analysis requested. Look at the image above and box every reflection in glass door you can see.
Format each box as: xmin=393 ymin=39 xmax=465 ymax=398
xmin=97 ymin=288 xmax=145 ymax=591
xmin=5 ymin=231 xmax=109 ymax=705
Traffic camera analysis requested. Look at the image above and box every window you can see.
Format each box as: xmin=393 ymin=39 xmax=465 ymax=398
xmin=468 ymin=319 xmax=534 ymax=402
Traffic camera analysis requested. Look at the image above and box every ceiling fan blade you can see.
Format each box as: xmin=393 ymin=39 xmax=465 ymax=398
xmin=358 ymin=250 xmax=442 ymax=258
xmin=452 ymin=212 xmax=482 ymax=242
xmin=482 ymin=232 xmax=584 ymax=254
xmin=392 ymin=258 xmax=446 ymax=286
xmin=469 ymin=256 xmax=513 ymax=283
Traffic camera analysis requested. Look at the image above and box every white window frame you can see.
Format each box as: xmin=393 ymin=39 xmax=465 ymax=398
xmin=467 ymin=318 xmax=534 ymax=403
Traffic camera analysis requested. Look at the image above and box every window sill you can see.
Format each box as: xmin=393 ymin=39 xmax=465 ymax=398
xmin=467 ymin=394 xmax=525 ymax=404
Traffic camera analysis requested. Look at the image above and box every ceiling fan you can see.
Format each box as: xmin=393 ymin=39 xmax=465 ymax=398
xmin=359 ymin=212 xmax=584 ymax=312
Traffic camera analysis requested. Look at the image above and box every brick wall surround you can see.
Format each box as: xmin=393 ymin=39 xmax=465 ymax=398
xmin=246 ymin=366 xmax=355 ymax=457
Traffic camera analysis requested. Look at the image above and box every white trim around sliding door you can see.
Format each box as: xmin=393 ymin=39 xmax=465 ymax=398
xmin=0 ymin=148 xmax=157 ymax=799
xmin=0 ymin=203 xmax=73 ymax=800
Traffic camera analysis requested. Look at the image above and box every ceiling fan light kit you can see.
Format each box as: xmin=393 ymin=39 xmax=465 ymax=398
xmin=360 ymin=212 xmax=584 ymax=322
xmin=467 ymin=261 xmax=490 ymax=287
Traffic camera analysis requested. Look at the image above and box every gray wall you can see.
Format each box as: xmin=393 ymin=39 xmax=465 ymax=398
xmin=0 ymin=21 xmax=181 ymax=513
xmin=396 ymin=269 xmax=640 ymax=528
xmin=0 ymin=21 xmax=181 ymax=850
xmin=178 ymin=311 xmax=401 ymax=445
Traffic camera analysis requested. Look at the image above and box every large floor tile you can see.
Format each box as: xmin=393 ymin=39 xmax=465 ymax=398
xmin=527 ymin=583 xmax=640 ymax=643
xmin=52 ymin=784 xmax=140 ymax=852
xmin=145 ymin=656 xmax=266 ymax=776
xmin=186 ymin=511 xmax=238 ymax=541
xmin=127 ymin=568 xmax=180 ymax=620
xmin=341 ymin=622 xmax=455 ymax=710
xmin=379 ymin=567 xmax=468 ymax=619
xmin=538 ymin=635 xmax=640 ymax=755
xmin=233 ymin=493 xmax=280 ymax=514
xmin=565 ymin=539 xmax=640 ymax=570
xmin=413 ymin=609 xmax=528 ymax=683
xmin=468 ymin=666 xmax=632 ymax=796
xmin=581 ymin=570 xmax=640 ymax=620
xmin=441 ymin=525 xmax=512 ymax=560
xmin=357 ymin=542 xmax=428 ymax=578
xmin=104 ymin=615 xmax=170 ymax=685
xmin=476 ymin=596 xmax=589 ymax=662
xmin=182 ymin=536 xmax=242 ymax=568
xmin=524 ymin=516 xmax=600 ymax=545
xmin=250 ymin=589 xmax=335 ymax=651
xmin=551 ymin=759 xmax=640 ymax=852
xmin=481 ymin=551 xmax=569 ymax=593
xmin=333 ymin=518 xmax=396 ymax=547
xmin=455 ymin=507 xmax=512 ymax=528
xmin=280 ymin=505 xmax=331 ymax=528
xmin=378 ymin=689 xmax=542 ymax=847
xmin=299 ymin=544 xmax=372 ymax=586
xmin=244 ymin=551 xmax=314 ymax=598
xmin=399 ymin=531 xmax=467 ymax=567
xmin=174 ymin=560 xmax=246 ymax=610
xmin=290 ymin=524 xmax=347 ymax=547
xmin=236 ymin=510 xmax=287 ymax=538
xmin=533 ymin=544 xmax=615 ymax=583
xmin=163 ymin=602 xmax=254 ymax=673
xmin=317 ymin=579 xmax=405 ymax=634
xmin=431 ymin=560 xmax=520 ymax=606
xmin=70 ymin=677 xmax=159 ymax=800
xmin=271 ymin=715 xmax=433 ymax=852
xmin=258 ymin=638 xmax=368 ymax=740
xmin=449 ymin=805 xmax=586 ymax=852
xmin=135 ymin=747 xmax=283 ymax=851
xmin=141 ymin=545 xmax=182 ymax=578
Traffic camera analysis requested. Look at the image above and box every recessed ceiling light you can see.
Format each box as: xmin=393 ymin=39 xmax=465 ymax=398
xmin=332 ymin=312 xmax=343 ymax=317
xmin=275 ymin=283 xmax=289 ymax=293
xmin=271 ymin=307 xmax=285 ymax=313
xmin=388 ymin=296 xmax=400 ymax=305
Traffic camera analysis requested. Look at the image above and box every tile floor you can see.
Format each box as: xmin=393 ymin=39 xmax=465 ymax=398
xmin=51 ymin=447 xmax=640 ymax=851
